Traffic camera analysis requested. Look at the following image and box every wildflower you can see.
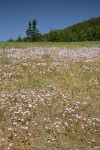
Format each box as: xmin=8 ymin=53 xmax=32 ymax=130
xmin=21 ymin=126 xmax=28 ymax=130
xmin=9 ymin=143 xmax=13 ymax=147
xmin=64 ymin=122 xmax=68 ymax=126
xmin=13 ymin=122 xmax=17 ymax=126
xmin=81 ymin=124 xmax=84 ymax=129
xmin=8 ymin=128 xmax=13 ymax=131
xmin=28 ymin=104 xmax=32 ymax=108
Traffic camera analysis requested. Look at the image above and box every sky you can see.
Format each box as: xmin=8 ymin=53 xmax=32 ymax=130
xmin=0 ymin=0 xmax=100 ymax=41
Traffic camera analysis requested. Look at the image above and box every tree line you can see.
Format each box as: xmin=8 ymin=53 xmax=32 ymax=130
xmin=8 ymin=17 xmax=100 ymax=42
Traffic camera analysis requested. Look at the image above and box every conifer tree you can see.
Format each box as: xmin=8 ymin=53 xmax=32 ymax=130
xmin=26 ymin=21 xmax=32 ymax=39
xmin=26 ymin=19 xmax=40 ymax=41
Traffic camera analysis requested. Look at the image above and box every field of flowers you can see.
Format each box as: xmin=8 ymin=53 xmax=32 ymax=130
xmin=0 ymin=46 xmax=100 ymax=150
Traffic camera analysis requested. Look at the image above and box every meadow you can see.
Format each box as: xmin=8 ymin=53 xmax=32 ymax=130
xmin=0 ymin=42 xmax=100 ymax=150
xmin=0 ymin=41 xmax=100 ymax=49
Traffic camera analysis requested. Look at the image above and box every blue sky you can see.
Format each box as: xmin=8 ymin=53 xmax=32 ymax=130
xmin=0 ymin=0 xmax=100 ymax=41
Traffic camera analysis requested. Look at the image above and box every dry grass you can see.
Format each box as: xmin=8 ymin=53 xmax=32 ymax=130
xmin=0 ymin=47 xmax=100 ymax=150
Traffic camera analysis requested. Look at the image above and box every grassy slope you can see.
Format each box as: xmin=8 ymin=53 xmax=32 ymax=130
xmin=0 ymin=41 xmax=100 ymax=49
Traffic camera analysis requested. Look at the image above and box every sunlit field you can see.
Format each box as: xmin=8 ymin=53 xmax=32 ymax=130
xmin=0 ymin=42 xmax=100 ymax=150
xmin=0 ymin=41 xmax=100 ymax=49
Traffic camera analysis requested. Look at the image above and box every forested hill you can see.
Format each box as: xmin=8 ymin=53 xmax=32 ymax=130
xmin=9 ymin=17 xmax=100 ymax=42
xmin=43 ymin=17 xmax=100 ymax=42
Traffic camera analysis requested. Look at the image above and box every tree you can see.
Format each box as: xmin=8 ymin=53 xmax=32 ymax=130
xmin=26 ymin=21 xmax=32 ymax=38
xmin=16 ymin=35 xmax=22 ymax=42
xmin=31 ymin=19 xmax=39 ymax=41
xmin=8 ymin=37 xmax=14 ymax=42
xmin=26 ymin=19 xmax=40 ymax=42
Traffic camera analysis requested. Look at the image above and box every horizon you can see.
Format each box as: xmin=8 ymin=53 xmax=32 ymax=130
xmin=0 ymin=0 xmax=100 ymax=41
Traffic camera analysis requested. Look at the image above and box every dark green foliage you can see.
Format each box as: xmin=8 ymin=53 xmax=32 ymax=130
xmin=16 ymin=36 xmax=22 ymax=42
xmin=43 ymin=17 xmax=100 ymax=42
xmin=63 ymin=17 xmax=100 ymax=41
xmin=10 ymin=17 xmax=100 ymax=42
xmin=26 ymin=19 xmax=41 ymax=42
xmin=44 ymin=29 xmax=63 ymax=42
xmin=26 ymin=21 xmax=32 ymax=39
xmin=8 ymin=38 xmax=14 ymax=42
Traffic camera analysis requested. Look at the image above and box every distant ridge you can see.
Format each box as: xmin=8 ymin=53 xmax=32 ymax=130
xmin=44 ymin=17 xmax=100 ymax=42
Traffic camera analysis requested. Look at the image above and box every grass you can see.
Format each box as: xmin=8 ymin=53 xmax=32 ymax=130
xmin=0 ymin=43 xmax=100 ymax=149
xmin=0 ymin=41 xmax=100 ymax=49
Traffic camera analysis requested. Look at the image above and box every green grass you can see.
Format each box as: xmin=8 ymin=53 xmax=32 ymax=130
xmin=0 ymin=41 xmax=100 ymax=49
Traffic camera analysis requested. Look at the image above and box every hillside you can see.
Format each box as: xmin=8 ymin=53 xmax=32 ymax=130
xmin=44 ymin=17 xmax=100 ymax=42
